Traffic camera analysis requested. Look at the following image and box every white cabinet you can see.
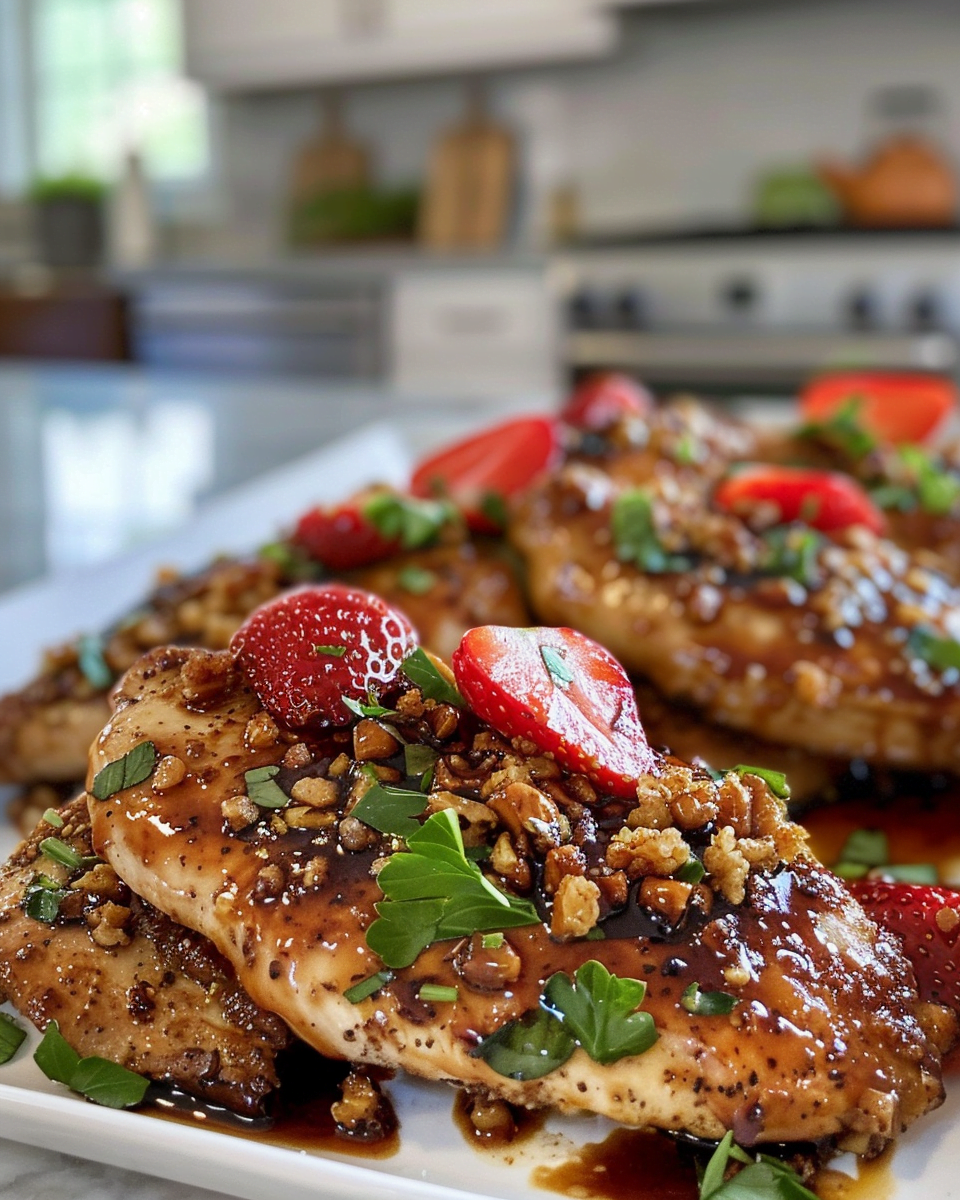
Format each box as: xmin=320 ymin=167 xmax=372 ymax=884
xmin=390 ymin=268 xmax=558 ymax=400
xmin=182 ymin=0 xmax=616 ymax=90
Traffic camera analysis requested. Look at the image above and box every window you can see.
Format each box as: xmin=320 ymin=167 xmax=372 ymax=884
xmin=30 ymin=0 xmax=208 ymax=184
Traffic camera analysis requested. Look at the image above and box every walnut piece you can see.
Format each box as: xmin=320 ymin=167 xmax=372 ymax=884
xmin=550 ymin=874 xmax=601 ymax=940
xmin=606 ymin=825 xmax=690 ymax=879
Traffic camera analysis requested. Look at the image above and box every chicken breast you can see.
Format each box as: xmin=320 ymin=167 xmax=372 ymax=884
xmin=511 ymin=459 xmax=960 ymax=769
xmin=0 ymin=795 xmax=290 ymax=1115
xmin=84 ymin=645 xmax=944 ymax=1155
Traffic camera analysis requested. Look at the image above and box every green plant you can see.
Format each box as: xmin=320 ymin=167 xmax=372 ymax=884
xmin=29 ymin=174 xmax=106 ymax=203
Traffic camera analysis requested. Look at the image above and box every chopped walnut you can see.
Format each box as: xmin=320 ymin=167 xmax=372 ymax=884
xmin=245 ymin=712 xmax=281 ymax=751
xmin=221 ymin=792 xmax=259 ymax=831
xmin=595 ymin=870 xmax=629 ymax=909
xmin=789 ymin=660 xmax=842 ymax=708
xmin=179 ymin=650 xmax=236 ymax=708
xmin=426 ymin=790 xmax=498 ymax=846
xmin=353 ymin=719 xmax=400 ymax=762
xmin=490 ymin=832 xmax=531 ymax=891
xmin=302 ymin=856 xmax=329 ymax=888
xmin=328 ymin=753 xmax=351 ymax=778
xmin=285 ymin=806 xmax=337 ymax=830
xmin=543 ymin=843 xmax=587 ymax=894
xmin=715 ymin=774 xmax=753 ymax=837
xmin=340 ymin=816 xmax=378 ymax=852
xmin=463 ymin=1095 xmax=516 ymax=1140
xmin=429 ymin=704 xmax=460 ymax=740
xmin=703 ymin=826 xmax=751 ymax=904
xmin=550 ymin=874 xmax=601 ymax=941
xmin=639 ymin=877 xmax=693 ymax=925
xmin=395 ymin=689 xmax=426 ymax=719
xmin=71 ymin=861 xmax=123 ymax=900
xmin=331 ymin=1070 xmax=384 ymax=1134
xmin=152 ymin=754 xmax=186 ymax=792
xmin=606 ymin=825 xmax=690 ymax=879
xmin=736 ymin=836 xmax=779 ymax=871
xmin=488 ymin=781 xmax=565 ymax=852
xmin=87 ymin=901 xmax=132 ymax=947
xmin=253 ymin=863 xmax=285 ymax=900
xmin=291 ymin=776 xmax=339 ymax=808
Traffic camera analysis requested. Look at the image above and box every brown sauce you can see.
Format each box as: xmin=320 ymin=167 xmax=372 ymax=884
xmin=815 ymin=1145 xmax=895 ymax=1200
xmin=530 ymin=1128 xmax=699 ymax=1200
xmin=452 ymin=1090 xmax=548 ymax=1152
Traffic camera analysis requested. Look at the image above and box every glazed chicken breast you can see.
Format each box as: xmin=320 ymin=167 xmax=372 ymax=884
xmin=511 ymin=457 xmax=960 ymax=769
xmin=79 ymin=633 xmax=944 ymax=1156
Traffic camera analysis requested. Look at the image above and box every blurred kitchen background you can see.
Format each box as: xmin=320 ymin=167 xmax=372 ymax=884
xmin=0 ymin=0 xmax=958 ymax=591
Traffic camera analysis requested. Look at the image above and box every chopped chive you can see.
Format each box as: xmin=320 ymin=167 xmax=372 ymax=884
xmin=481 ymin=932 xmax=504 ymax=950
xmin=676 ymin=859 xmax=706 ymax=884
xmin=397 ymin=565 xmax=438 ymax=596
xmin=42 ymin=808 xmax=64 ymax=828
xmin=418 ymin=984 xmax=459 ymax=1003
xmin=344 ymin=971 xmax=393 ymax=1003
xmin=39 ymin=837 xmax=97 ymax=872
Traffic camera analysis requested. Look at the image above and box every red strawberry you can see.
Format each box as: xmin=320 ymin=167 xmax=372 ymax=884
xmin=230 ymin=584 xmax=417 ymax=729
xmin=292 ymin=502 xmax=399 ymax=571
xmin=451 ymin=625 xmax=657 ymax=798
xmin=561 ymin=372 xmax=652 ymax=431
xmin=846 ymin=880 xmax=960 ymax=1011
xmin=714 ymin=464 xmax=886 ymax=535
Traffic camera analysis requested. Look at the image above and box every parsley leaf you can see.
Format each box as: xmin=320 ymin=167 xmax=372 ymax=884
xmin=90 ymin=741 xmax=157 ymax=801
xmin=400 ymin=648 xmax=464 ymax=707
xmin=797 ymin=396 xmax=875 ymax=460
xmin=343 ymin=693 xmax=398 ymax=720
xmin=479 ymin=491 xmax=509 ymax=532
xmin=258 ymin=540 xmax=324 ymax=582
xmin=397 ymin=565 xmax=438 ymax=595
xmin=22 ymin=874 xmax=69 ymax=924
xmin=541 ymin=646 xmax=575 ymax=688
xmin=700 ymin=1133 xmax=819 ymax=1200
xmin=363 ymin=492 xmax=456 ymax=550
xmin=899 ymin=445 xmax=960 ymax=516
xmin=680 ymin=982 xmax=739 ymax=1016
xmin=758 ymin=526 xmax=822 ymax=588
xmin=543 ymin=960 xmax=658 ymax=1065
xmin=244 ymin=765 xmax=289 ymax=809
xmin=34 ymin=1020 xmax=149 ymax=1109
xmin=676 ymin=858 xmax=706 ymax=884
xmin=472 ymin=1007 xmax=575 ymax=1080
xmin=0 ymin=1012 xmax=26 ymax=1064
xmin=76 ymin=634 xmax=114 ymax=690
xmin=836 ymin=828 xmax=888 ymax=867
xmin=907 ymin=627 xmax=960 ymax=672
xmin=732 ymin=765 xmax=790 ymax=800
xmin=404 ymin=743 xmax=438 ymax=781
xmin=351 ymin=779 xmax=428 ymax=837
xmin=612 ymin=489 xmax=692 ymax=573
xmin=366 ymin=809 xmax=540 ymax=968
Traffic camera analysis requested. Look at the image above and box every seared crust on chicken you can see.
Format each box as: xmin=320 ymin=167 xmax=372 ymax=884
xmin=0 ymin=795 xmax=290 ymax=1115
xmin=512 ymin=458 xmax=960 ymax=768
xmin=84 ymin=646 xmax=943 ymax=1153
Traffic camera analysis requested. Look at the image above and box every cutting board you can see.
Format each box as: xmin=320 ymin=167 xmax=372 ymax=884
xmin=419 ymin=86 xmax=514 ymax=251
xmin=289 ymin=93 xmax=369 ymax=205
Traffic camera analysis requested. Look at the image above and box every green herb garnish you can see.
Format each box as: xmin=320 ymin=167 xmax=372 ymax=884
xmin=699 ymin=1131 xmax=819 ymax=1199
xmin=680 ymin=982 xmax=739 ymax=1016
xmin=832 ymin=827 xmax=937 ymax=884
xmin=907 ymin=627 xmax=960 ymax=672
xmin=676 ymin=859 xmax=706 ymax=884
xmin=363 ymin=492 xmax=456 ymax=551
xmin=90 ymin=741 xmax=158 ymax=801
xmin=472 ymin=1006 xmax=575 ymax=1081
xmin=76 ymin=634 xmax=114 ymax=690
xmin=540 ymin=645 xmax=575 ymax=688
xmin=479 ymin=491 xmax=509 ymax=532
xmin=342 ymin=693 xmax=398 ymax=720
xmin=758 ymin=526 xmax=822 ymax=588
xmin=38 ymin=837 xmax=98 ymax=872
xmin=543 ymin=960 xmax=658 ymax=1065
xmin=0 ymin=1012 xmax=26 ymax=1064
xmin=481 ymin=932 xmax=505 ymax=950
xmin=22 ymin=874 xmax=69 ymax=924
xmin=397 ymin=565 xmax=438 ymax=596
xmin=877 ymin=863 xmax=939 ymax=884
xmin=42 ymin=808 xmax=64 ymax=828
xmin=344 ymin=971 xmax=394 ymax=1004
xmin=836 ymin=828 xmax=888 ymax=867
xmin=899 ymin=445 xmax=960 ymax=516
xmin=400 ymin=648 xmax=464 ymax=707
xmin=314 ymin=644 xmax=346 ymax=657
xmin=419 ymin=984 xmax=459 ymax=1003
xmin=612 ymin=489 xmax=692 ymax=574
xmin=351 ymin=779 xmax=428 ymax=837
xmin=732 ymin=765 xmax=790 ymax=800
xmin=34 ymin=1020 xmax=149 ymax=1109
xmin=797 ymin=396 xmax=876 ymax=460
xmin=366 ymin=809 xmax=540 ymax=969
xmin=258 ymin=540 xmax=324 ymax=582
xmin=244 ymin=765 xmax=289 ymax=810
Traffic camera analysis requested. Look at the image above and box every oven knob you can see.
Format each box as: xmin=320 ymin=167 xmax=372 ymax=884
xmin=613 ymin=287 xmax=646 ymax=329
xmin=566 ymin=287 xmax=607 ymax=330
xmin=720 ymin=275 xmax=759 ymax=316
xmin=908 ymin=288 xmax=941 ymax=331
xmin=845 ymin=287 xmax=879 ymax=330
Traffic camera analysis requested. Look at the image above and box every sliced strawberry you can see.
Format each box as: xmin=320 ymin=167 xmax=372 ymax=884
xmin=410 ymin=416 xmax=561 ymax=534
xmin=800 ymin=372 xmax=957 ymax=446
xmin=846 ymin=880 xmax=960 ymax=1011
xmin=714 ymin=464 xmax=886 ymax=535
xmin=451 ymin=625 xmax=657 ymax=798
xmin=561 ymin=372 xmax=653 ymax=431
xmin=230 ymin=583 xmax=417 ymax=729
xmin=292 ymin=502 xmax=399 ymax=571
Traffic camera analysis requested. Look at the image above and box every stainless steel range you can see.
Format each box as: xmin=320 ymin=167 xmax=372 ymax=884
xmin=556 ymin=231 xmax=960 ymax=394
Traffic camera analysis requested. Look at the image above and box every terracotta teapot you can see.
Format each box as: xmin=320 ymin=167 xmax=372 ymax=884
xmin=818 ymin=135 xmax=957 ymax=227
